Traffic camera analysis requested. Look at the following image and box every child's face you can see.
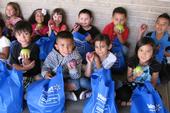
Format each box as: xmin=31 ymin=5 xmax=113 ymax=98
xmin=155 ymin=17 xmax=169 ymax=34
xmin=55 ymin=38 xmax=74 ymax=57
xmin=15 ymin=31 xmax=32 ymax=47
xmin=5 ymin=5 xmax=16 ymax=17
xmin=137 ymin=44 xmax=153 ymax=64
xmin=95 ymin=41 xmax=111 ymax=59
xmin=78 ymin=13 xmax=92 ymax=27
xmin=112 ymin=13 xmax=127 ymax=25
xmin=35 ymin=10 xmax=44 ymax=24
xmin=52 ymin=13 xmax=62 ymax=24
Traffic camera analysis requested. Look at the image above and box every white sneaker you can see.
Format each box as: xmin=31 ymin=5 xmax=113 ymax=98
xmin=79 ymin=90 xmax=92 ymax=100
xmin=65 ymin=91 xmax=77 ymax=101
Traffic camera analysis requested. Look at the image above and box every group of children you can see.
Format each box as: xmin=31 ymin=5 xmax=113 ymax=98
xmin=0 ymin=1 xmax=170 ymax=107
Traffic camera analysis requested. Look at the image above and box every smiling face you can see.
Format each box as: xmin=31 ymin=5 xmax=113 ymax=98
xmin=137 ymin=44 xmax=153 ymax=65
xmin=78 ymin=13 xmax=92 ymax=28
xmin=52 ymin=13 xmax=62 ymax=25
xmin=112 ymin=13 xmax=127 ymax=25
xmin=155 ymin=17 xmax=169 ymax=34
xmin=5 ymin=5 xmax=16 ymax=17
xmin=55 ymin=38 xmax=74 ymax=57
xmin=35 ymin=10 xmax=44 ymax=24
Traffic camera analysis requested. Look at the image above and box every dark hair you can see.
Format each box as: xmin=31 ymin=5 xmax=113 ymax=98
xmin=6 ymin=2 xmax=23 ymax=19
xmin=56 ymin=31 xmax=73 ymax=41
xmin=78 ymin=9 xmax=93 ymax=18
xmin=14 ymin=20 xmax=32 ymax=35
xmin=0 ymin=19 xmax=5 ymax=30
xmin=28 ymin=8 xmax=50 ymax=25
xmin=51 ymin=8 xmax=66 ymax=25
xmin=94 ymin=34 xmax=111 ymax=46
xmin=157 ymin=13 xmax=170 ymax=25
xmin=112 ymin=7 xmax=127 ymax=17
xmin=135 ymin=37 xmax=156 ymax=60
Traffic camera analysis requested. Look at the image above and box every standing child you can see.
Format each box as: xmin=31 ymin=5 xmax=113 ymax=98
xmin=41 ymin=31 xmax=89 ymax=101
xmin=0 ymin=18 xmax=10 ymax=61
xmin=138 ymin=13 xmax=170 ymax=82
xmin=116 ymin=37 xmax=161 ymax=106
xmin=72 ymin=9 xmax=100 ymax=44
xmin=79 ymin=34 xmax=117 ymax=100
xmin=9 ymin=20 xmax=41 ymax=88
xmin=48 ymin=8 xmax=68 ymax=35
xmin=4 ymin=2 xmax=23 ymax=41
xmin=28 ymin=8 xmax=50 ymax=41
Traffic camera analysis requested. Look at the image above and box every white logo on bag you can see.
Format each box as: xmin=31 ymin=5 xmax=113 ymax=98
xmin=147 ymin=104 xmax=162 ymax=112
xmin=38 ymin=84 xmax=61 ymax=107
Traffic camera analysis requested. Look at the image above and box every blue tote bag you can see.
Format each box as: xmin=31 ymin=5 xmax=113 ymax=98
xmin=0 ymin=61 xmax=23 ymax=113
xmin=73 ymin=32 xmax=94 ymax=59
xmin=83 ymin=68 xmax=118 ymax=113
xmin=131 ymin=82 xmax=169 ymax=113
xmin=111 ymin=38 xmax=126 ymax=72
xmin=26 ymin=66 xmax=65 ymax=113
xmin=36 ymin=31 xmax=56 ymax=61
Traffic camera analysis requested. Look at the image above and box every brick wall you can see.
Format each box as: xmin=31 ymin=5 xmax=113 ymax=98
xmin=1 ymin=0 xmax=170 ymax=54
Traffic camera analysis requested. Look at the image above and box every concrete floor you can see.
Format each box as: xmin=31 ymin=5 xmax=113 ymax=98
xmin=23 ymin=100 xmax=130 ymax=113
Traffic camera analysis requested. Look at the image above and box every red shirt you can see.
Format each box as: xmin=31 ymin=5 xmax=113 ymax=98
xmin=102 ymin=22 xmax=129 ymax=42
xmin=32 ymin=24 xmax=49 ymax=36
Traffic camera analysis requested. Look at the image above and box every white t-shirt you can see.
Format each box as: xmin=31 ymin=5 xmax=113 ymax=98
xmin=0 ymin=36 xmax=10 ymax=52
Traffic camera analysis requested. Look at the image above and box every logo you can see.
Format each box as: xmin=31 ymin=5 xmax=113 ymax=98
xmin=147 ymin=104 xmax=162 ymax=112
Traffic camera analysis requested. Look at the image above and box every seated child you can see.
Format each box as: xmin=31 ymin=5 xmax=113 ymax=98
xmin=72 ymin=8 xmax=100 ymax=44
xmin=0 ymin=18 xmax=10 ymax=61
xmin=41 ymin=31 xmax=88 ymax=101
xmin=28 ymin=8 xmax=50 ymax=41
xmin=138 ymin=13 xmax=170 ymax=82
xmin=9 ymin=20 xmax=41 ymax=88
xmin=48 ymin=8 xmax=68 ymax=35
xmin=116 ymin=38 xmax=161 ymax=106
xmin=79 ymin=34 xmax=117 ymax=100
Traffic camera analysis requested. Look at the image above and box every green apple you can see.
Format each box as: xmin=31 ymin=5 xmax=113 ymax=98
xmin=134 ymin=66 xmax=143 ymax=74
xmin=20 ymin=49 xmax=30 ymax=58
xmin=115 ymin=24 xmax=124 ymax=33
xmin=37 ymin=23 xmax=42 ymax=28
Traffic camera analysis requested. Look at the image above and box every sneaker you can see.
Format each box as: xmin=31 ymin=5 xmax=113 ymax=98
xmin=79 ymin=90 xmax=92 ymax=100
xmin=65 ymin=91 xmax=77 ymax=101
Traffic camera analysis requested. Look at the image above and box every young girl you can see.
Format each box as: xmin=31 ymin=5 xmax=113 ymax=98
xmin=48 ymin=8 xmax=68 ymax=35
xmin=0 ymin=19 xmax=10 ymax=61
xmin=72 ymin=9 xmax=100 ymax=44
xmin=29 ymin=8 xmax=50 ymax=40
xmin=116 ymin=37 xmax=161 ymax=106
xmin=79 ymin=34 xmax=117 ymax=100
xmin=4 ymin=2 xmax=23 ymax=41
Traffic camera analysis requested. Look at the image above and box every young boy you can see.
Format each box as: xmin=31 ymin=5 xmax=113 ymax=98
xmin=9 ymin=20 xmax=41 ymax=88
xmin=79 ymin=34 xmax=117 ymax=100
xmin=102 ymin=7 xmax=129 ymax=45
xmin=72 ymin=9 xmax=100 ymax=44
xmin=138 ymin=13 xmax=170 ymax=82
xmin=41 ymin=31 xmax=87 ymax=101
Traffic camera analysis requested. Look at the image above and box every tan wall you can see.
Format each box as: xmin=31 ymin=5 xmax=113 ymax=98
xmin=1 ymin=0 xmax=170 ymax=54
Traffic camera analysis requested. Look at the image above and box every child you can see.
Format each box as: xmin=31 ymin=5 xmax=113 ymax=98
xmin=41 ymin=31 xmax=88 ymax=101
xmin=48 ymin=8 xmax=68 ymax=35
xmin=79 ymin=34 xmax=117 ymax=100
xmin=4 ymin=2 xmax=23 ymax=41
xmin=72 ymin=9 xmax=100 ymax=44
xmin=0 ymin=18 xmax=10 ymax=61
xmin=9 ymin=20 xmax=41 ymax=88
xmin=102 ymin=7 xmax=129 ymax=54
xmin=138 ymin=13 xmax=170 ymax=82
xmin=28 ymin=8 xmax=50 ymax=41
xmin=116 ymin=37 xmax=161 ymax=106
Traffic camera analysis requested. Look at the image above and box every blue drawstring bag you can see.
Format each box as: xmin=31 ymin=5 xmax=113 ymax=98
xmin=0 ymin=61 xmax=23 ymax=113
xmin=26 ymin=66 xmax=65 ymax=113
xmin=131 ymin=82 xmax=169 ymax=113
xmin=36 ymin=31 xmax=56 ymax=61
xmin=83 ymin=68 xmax=118 ymax=113
xmin=73 ymin=32 xmax=94 ymax=59
xmin=111 ymin=38 xmax=126 ymax=72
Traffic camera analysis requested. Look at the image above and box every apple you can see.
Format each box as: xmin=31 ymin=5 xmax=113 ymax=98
xmin=20 ymin=49 xmax=31 ymax=58
xmin=115 ymin=24 xmax=124 ymax=33
xmin=69 ymin=59 xmax=77 ymax=67
xmin=134 ymin=66 xmax=143 ymax=74
xmin=37 ymin=23 xmax=42 ymax=28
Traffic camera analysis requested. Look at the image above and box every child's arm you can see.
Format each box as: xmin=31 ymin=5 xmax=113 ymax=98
xmin=12 ymin=60 xmax=35 ymax=71
xmin=0 ymin=47 xmax=9 ymax=60
xmin=151 ymin=72 xmax=159 ymax=87
xmin=94 ymin=53 xmax=102 ymax=69
xmin=137 ymin=24 xmax=148 ymax=40
xmin=85 ymin=52 xmax=95 ymax=77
